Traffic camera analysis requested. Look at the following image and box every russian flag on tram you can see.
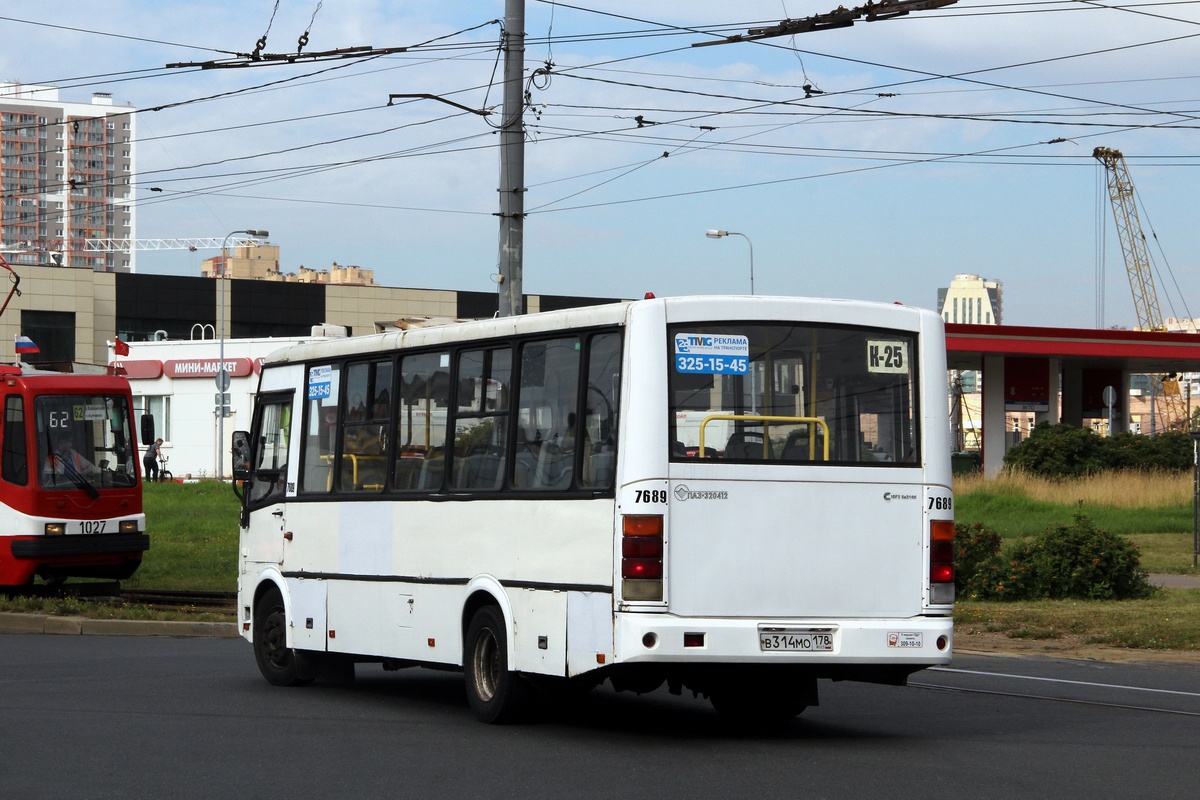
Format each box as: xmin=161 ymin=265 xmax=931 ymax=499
xmin=14 ymin=335 xmax=39 ymax=354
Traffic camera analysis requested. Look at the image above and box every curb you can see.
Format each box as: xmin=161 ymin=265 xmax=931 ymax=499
xmin=0 ymin=612 xmax=238 ymax=638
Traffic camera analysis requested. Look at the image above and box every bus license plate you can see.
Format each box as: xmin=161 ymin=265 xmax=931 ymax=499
xmin=759 ymin=629 xmax=834 ymax=652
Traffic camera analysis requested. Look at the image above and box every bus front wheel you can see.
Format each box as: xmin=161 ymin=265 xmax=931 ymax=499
xmin=253 ymin=586 xmax=312 ymax=687
xmin=464 ymin=605 xmax=531 ymax=724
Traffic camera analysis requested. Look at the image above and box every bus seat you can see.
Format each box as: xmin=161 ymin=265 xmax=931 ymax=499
xmin=416 ymin=457 xmax=444 ymax=490
xmin=393 ymin=457 xmax=420 ymax=490
xmin=780 ymin=430 xmax=809 ymax=461
xmin=535 ymin=442 xmax=572 ymax=489
xmin=514 ymin=443 xmax=539 ymax=488
xmin=587 ymin=450 xmax=614 ymax=486
xmin=724 ymin=431 xmax=769 ymax=460
xmin=454 ymin=453 xmax=504 ymax=490
xmin=781 ymin=428 xmax=824 ymax=461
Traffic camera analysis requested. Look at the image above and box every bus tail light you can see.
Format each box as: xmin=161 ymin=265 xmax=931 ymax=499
xmin=622 ymin=514 xmax=663 ymax=601
xmin=929 ymin=519 xmax=955 ymax=605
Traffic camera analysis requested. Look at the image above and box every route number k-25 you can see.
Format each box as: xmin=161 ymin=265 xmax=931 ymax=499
xmin=635 ymin=490 xmax=667 ymax=504
xmin=928 ymin=496 xmax=953 ymax=511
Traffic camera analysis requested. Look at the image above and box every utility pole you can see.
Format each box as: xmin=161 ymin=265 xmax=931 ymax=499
xmin=497 ymin=0 xmax=526 ymax=317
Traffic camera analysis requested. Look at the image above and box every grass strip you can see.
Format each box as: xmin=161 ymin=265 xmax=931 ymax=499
xmin=956 ymin=590 xmax=1200 ymax=651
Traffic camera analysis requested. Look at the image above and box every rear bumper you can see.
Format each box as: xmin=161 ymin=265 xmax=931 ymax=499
xmin=615 ymin=612 xmax=953 ymax=666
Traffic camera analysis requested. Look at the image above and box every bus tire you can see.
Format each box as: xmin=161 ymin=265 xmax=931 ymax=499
xmin=253 ymin=586 xmax=313 ymax=687
xmin=464 ymin=605 xmax=530 ymax=724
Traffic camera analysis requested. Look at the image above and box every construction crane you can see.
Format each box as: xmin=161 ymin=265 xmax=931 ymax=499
xmin=1093 ymin=146 xmax=1189 ymax=430
xmin=2 ymin=236 xmax=262 ymax=257
xmin=80 ymin=237 xmax=263 ymax=252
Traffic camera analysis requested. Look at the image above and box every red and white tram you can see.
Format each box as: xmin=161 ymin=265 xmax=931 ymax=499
xmin=0 ymin=365 xmax=148 ymax=586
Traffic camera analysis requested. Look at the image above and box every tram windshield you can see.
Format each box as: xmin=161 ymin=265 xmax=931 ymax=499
xmin=35 ymin=395 xmax=137 ymax=491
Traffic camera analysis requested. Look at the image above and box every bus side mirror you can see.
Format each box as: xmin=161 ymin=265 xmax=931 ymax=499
xmin=231 ymin=430 xmax=251 ymax=481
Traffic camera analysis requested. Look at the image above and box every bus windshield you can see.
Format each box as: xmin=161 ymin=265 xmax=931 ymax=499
xmin=36 ymin=395 xmax=138 ymax=490
xmin=668 ymin=322 xmax=920 ymax=465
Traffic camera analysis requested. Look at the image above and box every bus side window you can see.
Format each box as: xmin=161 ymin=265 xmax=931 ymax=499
xmin=340 ymin=359 xmax=392 ymax=492
xmin=452 ymin=347 xmax=511 ymax=491
xmin=394 ymin=351 xmax=450 ymax=493
xmin=580 ymin=332 xmax=620 ymax=489
xmin=300 ymin=363 xmax=340 ymax=494
xmin=515 ymin=337 xmax=580 ymax=491
xmin=2 ymin=395 xmax=27 ymax=486
xmin=248 ymin=397 xmax=291 ymax=506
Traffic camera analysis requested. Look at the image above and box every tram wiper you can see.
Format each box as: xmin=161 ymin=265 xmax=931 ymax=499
xmin=59 ymin=457 xmax=101 ymax=500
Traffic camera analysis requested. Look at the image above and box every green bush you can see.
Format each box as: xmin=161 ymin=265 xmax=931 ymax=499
xmin=953 ymin=522 xmax=1002 ymax=594
xmin=962 ymin=512 xmax=1154 ymax=601
xmin=1003 ymin=423 xmax=1104 ymax=477
xmin=1003 ymin=423 xmax=1193 ymax=477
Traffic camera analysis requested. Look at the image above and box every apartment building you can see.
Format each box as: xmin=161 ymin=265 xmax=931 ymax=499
xmin=0 ymin=82 xmax=135 ymax=272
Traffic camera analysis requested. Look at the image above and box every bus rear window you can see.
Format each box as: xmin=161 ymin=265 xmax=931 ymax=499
xmin=668 ymin=323 xmax=919 ymax=465
xmin=35 ymin=395 xmax=137 ymax=489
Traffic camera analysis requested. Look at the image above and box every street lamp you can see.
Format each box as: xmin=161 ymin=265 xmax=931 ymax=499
xmin=705 ymin=229 xmax=754 ymax=295
xmin=216 ymin=229 xmax=269 ymax=479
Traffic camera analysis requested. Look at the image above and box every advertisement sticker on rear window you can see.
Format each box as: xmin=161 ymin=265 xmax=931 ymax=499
xmin=674 ymin=333 xmax=749 ymax=375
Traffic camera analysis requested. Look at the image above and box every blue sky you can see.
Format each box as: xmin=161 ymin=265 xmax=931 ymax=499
xmin=3 ymin=0 xmax=1199 ymax=327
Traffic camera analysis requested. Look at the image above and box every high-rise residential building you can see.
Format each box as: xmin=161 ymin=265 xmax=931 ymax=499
xmin=1 ymin=82 xmax=135 ymax=272
xmin=936 ymin=274 xmax=1003 ymax=326
xmin=939 ymin=274 xmax=1002 ymax=396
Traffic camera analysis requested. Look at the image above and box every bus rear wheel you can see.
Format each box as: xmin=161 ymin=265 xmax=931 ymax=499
xmin=253 ymin=586 xmax=312 ymax=687
xmin=464 ymin=605 xmax=530 ymax=724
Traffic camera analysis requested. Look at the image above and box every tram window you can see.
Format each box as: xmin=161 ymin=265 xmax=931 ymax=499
xmin=2 ymin=395 xmax=27 ymax=486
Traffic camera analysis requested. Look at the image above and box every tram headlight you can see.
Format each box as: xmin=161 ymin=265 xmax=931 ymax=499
xmin=119 ymin=520 xmax=138 ymax=533
xmin=44 ymin=523 xmax=66 ymax=536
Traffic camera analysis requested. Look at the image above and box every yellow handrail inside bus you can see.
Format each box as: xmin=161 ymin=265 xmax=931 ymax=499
xmin=697 ymin=414 xmax=830 ymax=461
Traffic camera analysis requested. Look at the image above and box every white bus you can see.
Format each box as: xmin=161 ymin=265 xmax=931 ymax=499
xmin=233 ymin=295 xmax=955 ymax=724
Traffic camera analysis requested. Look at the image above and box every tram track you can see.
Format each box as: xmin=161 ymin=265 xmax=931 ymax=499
xmin=910 ymin=681 xmax=1200 ymax=718
xmin=3 ymin=583 xmax=235 ymax=615
xmin=120 ymin=589 xmax=236 ymax=613
xmin=911 ymin=665 xmax=1200 ymax=718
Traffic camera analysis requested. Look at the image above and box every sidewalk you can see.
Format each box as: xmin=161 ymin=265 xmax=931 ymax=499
xmin=1150 ymin=573 xmax=1200 ymax=589
xmin=0 ymin=612 xmax=237 ymax=638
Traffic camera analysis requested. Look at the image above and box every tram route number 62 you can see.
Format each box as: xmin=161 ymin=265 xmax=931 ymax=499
xmin=47 ymin=410 xmax=71 ymax=428
xmin=635 ymin=490 xmax=667 ymax=504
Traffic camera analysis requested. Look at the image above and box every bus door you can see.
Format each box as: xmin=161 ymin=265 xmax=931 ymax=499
xmin=240 ymin=392 xmax=293 ymax=565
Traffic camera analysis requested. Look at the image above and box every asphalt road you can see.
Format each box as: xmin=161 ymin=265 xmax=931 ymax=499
xmin=1 ymin=634 xmax=1197 ymax=799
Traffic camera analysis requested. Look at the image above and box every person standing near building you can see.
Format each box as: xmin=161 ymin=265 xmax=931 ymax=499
xmin=143 ymin=438 xmax=163 ymax=482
